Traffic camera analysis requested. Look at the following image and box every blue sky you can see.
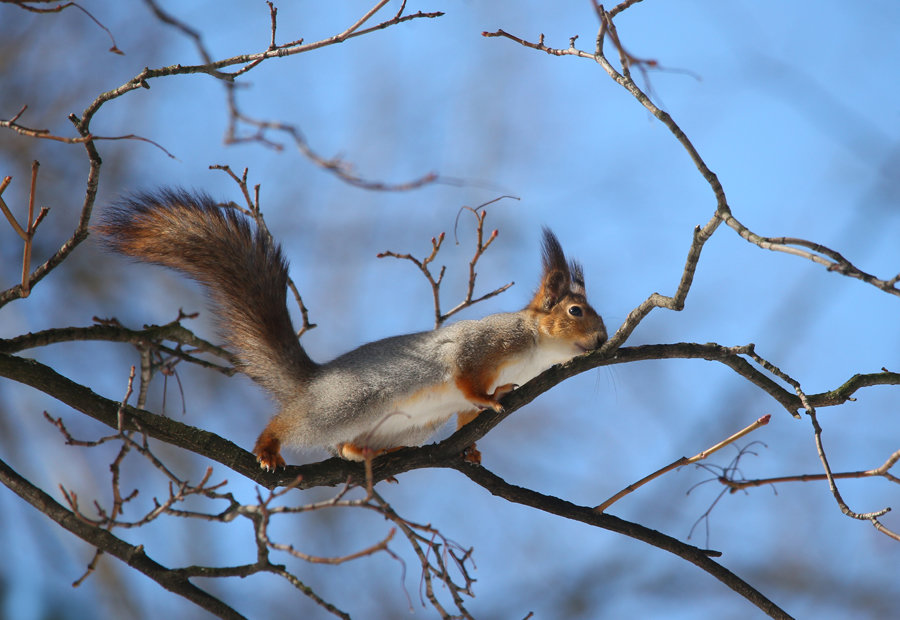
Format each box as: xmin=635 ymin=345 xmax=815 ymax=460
xmin=1 ymin=1 xmax=899 ymax=618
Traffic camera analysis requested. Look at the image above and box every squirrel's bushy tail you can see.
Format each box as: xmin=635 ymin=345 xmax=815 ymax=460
xmin=97 ymin=189 xmax=316 ymax=403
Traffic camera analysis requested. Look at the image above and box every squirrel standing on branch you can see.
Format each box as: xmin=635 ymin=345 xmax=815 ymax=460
xmin=98 ymin=190 xmax=607 ymax=470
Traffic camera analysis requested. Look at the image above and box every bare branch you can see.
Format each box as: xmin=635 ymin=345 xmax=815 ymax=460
xmin=4 ymin=341 xmax=898 ymax=492
xmin=0 ymin=318 xmax=236 ymax=372
xmin=6 ymin=1 xmax=123 ymax=54
xmin=596 ymin=414 xmax=771 ymax=512
xmin=378 ymin=206 xmax=513 ymax=329
xmin=484 ymin=13 xmax=900 ymax=317
xmin=727 ymin=232 xmax=900 ymax=297
xmin=720 ymin=449 xmax=900 ymax=491
xmin=0 ymin=161 xmax=50 ymax=297
xmin=211 ymin=164 xmax=319 ymax=337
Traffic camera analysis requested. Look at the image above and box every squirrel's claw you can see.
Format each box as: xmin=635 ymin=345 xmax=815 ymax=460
xmin=485 ymin=383 xmax=518 ymax=411
xmin=256 ymin=451 xmax=285 ymax=472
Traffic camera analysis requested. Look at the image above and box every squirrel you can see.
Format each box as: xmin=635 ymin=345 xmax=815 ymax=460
xmin=97 ymin=189 xmax=607 ymax=470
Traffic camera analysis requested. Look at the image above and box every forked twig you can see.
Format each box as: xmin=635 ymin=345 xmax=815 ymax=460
xmin=0 ymin=161 xmax=51 ymax=297
xmin=0 ymin=107 xmax=175 ymax=158
xmin=211 ymin=164 xmax=318 ymax=336
xmin=378 ymin=205 xmax=513 ymax=329
xmin=371 ymin=490 xmax=476 ymax=618
xmin=596 ymin=414 xmax=771 ymax=512
xmin=720 ymin=449 xmax=900 ymax=491
xmin=10 ymin=1 xmax=123 ymax=54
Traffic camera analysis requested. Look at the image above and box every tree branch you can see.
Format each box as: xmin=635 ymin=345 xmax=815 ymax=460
xmin=3 ymin=342 xmax=897 ymax=491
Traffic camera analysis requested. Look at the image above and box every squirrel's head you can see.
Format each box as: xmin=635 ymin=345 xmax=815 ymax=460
xmin=527 ymin=228 xmax=607 ymax=353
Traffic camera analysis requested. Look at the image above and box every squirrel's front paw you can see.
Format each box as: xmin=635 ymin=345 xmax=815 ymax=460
xmin=483 ymin=383 xmax=518 ymax=412
xmin=492 ymin=383 xmax=518 ymax=400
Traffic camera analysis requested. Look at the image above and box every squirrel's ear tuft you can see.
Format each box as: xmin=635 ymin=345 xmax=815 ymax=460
xmin=569 ymin=260 xmax=586 ymax=295
xmin=529 ymin=228 xmax=573 ymax=311
xmin=541 ymin=227 xmax=569 ymax=277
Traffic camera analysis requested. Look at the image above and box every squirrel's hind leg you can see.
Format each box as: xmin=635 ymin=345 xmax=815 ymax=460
xmin=337 ymin=443 xmax=403 ymax=461
xmin=455 ymin=409 xmax=483 ymax=464
xmin=253 ymin=417 xmax=289 ymax=471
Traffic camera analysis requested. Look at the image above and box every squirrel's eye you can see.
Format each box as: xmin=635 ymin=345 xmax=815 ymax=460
xmin=568 ymin=305 xmax=583 ymax=317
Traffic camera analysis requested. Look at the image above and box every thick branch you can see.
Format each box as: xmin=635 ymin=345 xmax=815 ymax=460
xmin=0 ymin=352 xmax=263 ymax=479
xmin=4 ymin=342 xmax=898 ymax=492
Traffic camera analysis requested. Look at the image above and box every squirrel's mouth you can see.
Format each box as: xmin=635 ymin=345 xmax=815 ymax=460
xmin=576 ymin=335 xmax=606 ymax=353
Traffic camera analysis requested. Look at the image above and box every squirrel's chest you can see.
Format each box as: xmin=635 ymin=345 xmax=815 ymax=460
xmin=492 ymin=340 xmax=580 ymax=388
xmin=382 ymin=343 xmax=575 ymax=427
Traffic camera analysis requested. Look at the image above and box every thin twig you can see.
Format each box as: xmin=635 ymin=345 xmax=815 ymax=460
xmin=0 ymin=162 xmax=51 ymax=297
xmin=720 ymin=449 xmax=900 ymax=490
xmin=210 ymin=164 xmax=318 ymax=336
xmin=596 ymin=415 xmax=770 ymax=511
xmin=378 ymin=206 xmax=513 ymax=329
xmin=9 ymin=1 xmax=123 ymax=53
